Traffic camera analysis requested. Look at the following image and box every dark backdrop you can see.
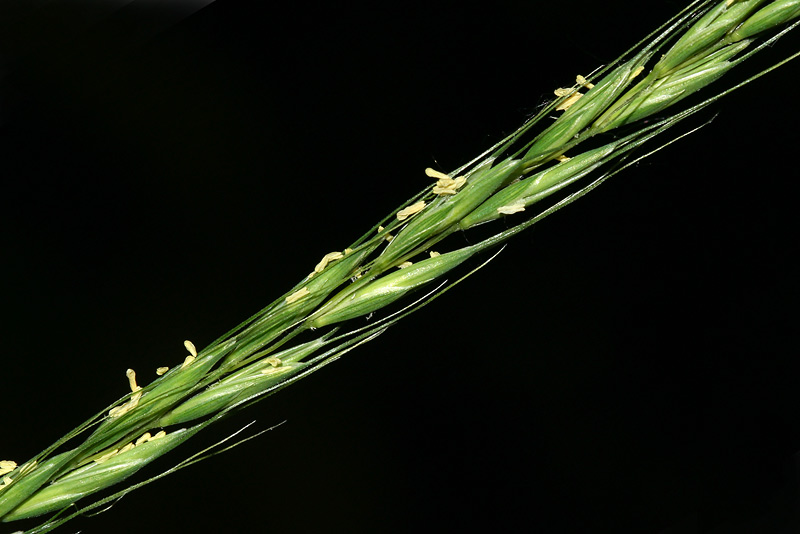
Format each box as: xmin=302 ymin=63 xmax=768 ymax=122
xmin=2 ymin=1 xmax=799 ymax=533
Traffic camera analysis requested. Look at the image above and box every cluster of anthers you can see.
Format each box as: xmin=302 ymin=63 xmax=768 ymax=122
xmin=92 ymin=429 xmax=167 ymax=464
xmin=260 ymin=355 xmax=283 ymax=375
xmin=107 ymin=340 xmax=197 ymax=418
xmin=426 ymin=168 xmax=466 ymax=196
xmin=0 ymin=461 xmax=17 ymax=491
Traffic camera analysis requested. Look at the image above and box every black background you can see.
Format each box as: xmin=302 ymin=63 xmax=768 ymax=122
xmin=1 ymin=1 xmax=799 ymax=533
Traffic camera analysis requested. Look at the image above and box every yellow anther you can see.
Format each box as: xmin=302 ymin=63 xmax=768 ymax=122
xmin=181 ymin=355 xmax=195 ymax=368
xmin=285 ymin=287 xmax=310 ymax=304
xmin=108 ymin=390 xmax=143 ymax=417
xmin=152 ymin=430 xmax=167 ymax=440
xmin=126 ymin=368 xmax=141 ymax=392
xmin=314 ymin=251 xmax=345 ymax=273
xmin=94 ymin=449 xmax=119 ymax=464
xmin=576 ymin=74 xmax=594 ymax=89
xmin=0 ymin=476 xmax=13 ymax=489
xmin=118 ymin=443 xmax=134 ymax=454
xmin=397 ymin=200 xmax=426 ymax=221
xmin=497 ymin=202 xmax=526 ymax=215
xmin=377 ymin=225 xmax=394 ymax=241
xmin=136 ymin=432 xmax=152 ymax=445
xmin=108 ymin=369 xmax=144 ymax=417
xmin=556 ymin=92 xmax=583 ymax=111
xmin=344 ymin=248 xmax=354 ymax=255
xmin=554 ymin=87 xmax=572 ymax=97
xmin=556 ymin=155 xmax=571 ymax=162
xmin=630 ymin=65 xmax=645 ymax=80
xmin=424 ymin=167 xmax=450 ymax=180
xmin=429 ymin=251 xmax=440 ymax=258
xmin=0 ymin=461 xmax=17 ymax=476
xmin=433 ymin=175 xmax=467 ymax=196
xmin=156 ymin=366 xmax=169 ymax=376
xmin=398 ymin=261 xmax=413 ymax=269
xmin=184 ymin=340 xmax=198 ymax=358
xmin=265 ymin=356 xmax=282 ymax=367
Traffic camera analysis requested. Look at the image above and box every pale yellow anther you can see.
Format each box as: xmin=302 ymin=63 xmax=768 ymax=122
xmin=0 ymin=476 xmax=13 ymax=489
xmin=556 ymin=155 xmax=571 ymax=162
xmin=118 ymin=443 xmax=135 ymax=454
xmin=94 ymin=449 xmax=119 ymax=464
xmin=425 ymin=167 xmax=450 ymax=180
xmin=556 ymin=92 xmax=583 ymax=111
xmin=344 ymin=248 xmax=354 ymax=255
xmin=285 ymin=287 xmax=310 ymax=304
xmin=314 ymin=251 xmax=345 ymax=273
xmin=433 ymin=175 xmax=467 ymax=196
xmin=126 ymin=368 xmax=141 ymax=392
xmin=377 ymin=225 xmax=394 ymax=241
xmin=136 ymin=432 xmax=152 ymax=445
xmin=576 ymin=75 xmax=594 ymax=89
xmin=156 ymin=366 xmax=169 ymax=376
xmin=630 ymin=65 xmax=645 ymax=81
xmin=0 ymin=461 xmax=17 ymax=476
xmin=181 ymin=355 xmax=196 ymax=368
xmin=726 ymin=0 xmax=734 ymax=5
xmin=108 ymin=369 xmax=144 ymax=417
xmin=265 ymin=356 xmax=282 ymax=367
xmin=109 ymin=389 xmax=143 ymax=417
xmin=554 ymin=87 xmax=572 ymax=97
xmin=497 ymin=202 xmax=526 ymax=215
xmin=184 ymin=340 xmax=198 ymax=358
xmin=429 ymin=251 xmax=440 ymax=258
xmin=397 ymin=200 xmax=426 ymax=221
xmin=152 ymin=430 xmax=167 ymax=440
xmin=398 ymin=261 xmax=413 ymax=269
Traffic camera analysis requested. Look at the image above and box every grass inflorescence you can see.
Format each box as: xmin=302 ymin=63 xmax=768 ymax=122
xmin=2 ymin=1 xmax=799 ymax=531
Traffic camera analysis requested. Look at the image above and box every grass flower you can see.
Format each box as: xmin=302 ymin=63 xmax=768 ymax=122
xmin=2 ymin=1 xmax=799 ymax=532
